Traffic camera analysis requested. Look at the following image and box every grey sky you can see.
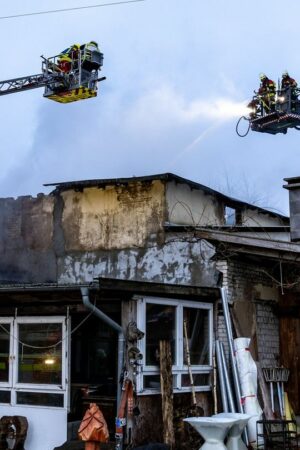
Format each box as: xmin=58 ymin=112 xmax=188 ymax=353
xmin=0 ymin=0 xmax=299 ymax=215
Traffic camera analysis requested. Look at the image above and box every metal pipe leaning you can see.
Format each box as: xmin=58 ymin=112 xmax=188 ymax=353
xmin=215 ymin=340 xmax=229 ymax=412
xmin=219 ymin=287 xmax=249 ymax=446
xmin=220 ymin=342 xmax=236 ymax=413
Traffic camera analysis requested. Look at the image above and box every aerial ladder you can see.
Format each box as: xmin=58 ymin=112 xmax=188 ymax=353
xmin=0 ymin=42 xmax=106 ymax=104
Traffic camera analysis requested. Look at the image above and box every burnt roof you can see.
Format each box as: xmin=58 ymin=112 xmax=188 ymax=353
xmin=44 ymin=172 xmax=288 ymax=222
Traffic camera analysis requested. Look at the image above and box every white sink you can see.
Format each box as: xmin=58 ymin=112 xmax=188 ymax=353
xmin=184 ymin=417 xmax=238 ymax=450
xmin=213 ymin=413 xmax=252 ymax=450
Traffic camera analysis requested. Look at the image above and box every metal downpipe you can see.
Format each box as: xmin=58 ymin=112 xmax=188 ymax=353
xmin=80 ymin=287 xmax=124 ymax=407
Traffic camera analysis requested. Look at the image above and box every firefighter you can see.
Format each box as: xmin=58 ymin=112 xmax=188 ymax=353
xmin=58 ymin=44 xmax=80 ymax=73
xmin=281 ymin=71 xmax=297 ymax=90
xmin=258 ymin=73 xmax=276 ymax=113
xmin=281 ymin=71 xmax=298 ymax=111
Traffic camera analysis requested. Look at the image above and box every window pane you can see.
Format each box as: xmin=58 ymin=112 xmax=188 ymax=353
xmin=144 ymin=375 xmax=176 ymax=390
xmin=183 ymin=308 xmax=210 ymax=365
xmin=0 ymin=324 xmax=10 ymax=382
xmin=18 ymin=323 xmax=62 ymax=385
xmin=146 ymin=304 xmax=176 ymax=365
xmin=144 ymin=375 xmax=160 ymax=390
xmin=17 ymin=392 xmax=64 ymax=407
xmin=181 ymin=373 xmax=210 ymax=387
xmin=0 ymin=390 xmax=10 ymax=403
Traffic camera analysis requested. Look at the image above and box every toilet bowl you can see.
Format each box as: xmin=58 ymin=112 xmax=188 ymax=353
xmin=213 ymin=413 xmax=252 ymax=450
xmin=184 ymin=417 xmax=237 ymax=450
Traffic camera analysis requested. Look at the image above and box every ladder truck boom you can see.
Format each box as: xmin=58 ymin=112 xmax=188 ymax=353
xmin=0 ymin=73 xmax=61 ymax=96
xmin=0 ymin=41 xmax=105 ymax=103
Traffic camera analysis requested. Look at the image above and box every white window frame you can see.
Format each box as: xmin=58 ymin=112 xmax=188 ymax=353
xmin=136 ymin=297 xmax=213 ymax=395
xmin=0 ymin=318 xmax=14 ymax=390
xmin=0 ymin=316 xmax=68 ymax=409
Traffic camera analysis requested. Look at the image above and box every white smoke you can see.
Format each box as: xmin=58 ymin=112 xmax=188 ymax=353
xmin=124 ymin=85 xmax=249 ymax=132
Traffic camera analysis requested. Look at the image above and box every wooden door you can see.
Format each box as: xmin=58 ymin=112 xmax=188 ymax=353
xmin=279 ymin=293 xmax=300 ymax=414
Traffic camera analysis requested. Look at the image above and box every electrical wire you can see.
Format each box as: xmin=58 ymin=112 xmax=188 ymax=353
xmin=0 ymin=0 xmax=146 ymax=20
xmin=0 ymin=308 xmax=94 ymax=349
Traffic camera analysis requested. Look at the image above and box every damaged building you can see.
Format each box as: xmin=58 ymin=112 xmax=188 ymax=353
xmin=0 ymin=173 xmax=299 ymax=450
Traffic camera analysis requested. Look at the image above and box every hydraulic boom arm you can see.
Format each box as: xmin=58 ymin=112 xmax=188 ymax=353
xmin=0 ymin=43 xmax=105 ymax=103
xmin=0 ymin=73 xmax=57 ymax=96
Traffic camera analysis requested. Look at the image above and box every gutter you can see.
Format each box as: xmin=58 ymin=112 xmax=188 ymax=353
xmin=80 ymin=287 xmax=124 ymax=407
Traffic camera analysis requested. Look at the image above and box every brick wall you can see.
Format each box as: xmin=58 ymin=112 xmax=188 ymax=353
xmin=216 ymin=259 xmax=279 ymax=366
xmin=255 ymin=301 xmax=280 ymax=367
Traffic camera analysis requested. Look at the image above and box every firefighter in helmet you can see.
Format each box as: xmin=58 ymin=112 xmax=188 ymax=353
xmin=281 ymin=71 xmax=298 ymax=111
xmin=58 ymin=44 xmax=80 ymax=73
xmin=258 ymin=73 xmax=276 ymax=113
xmin=281 ymin=71 xmax=297 ymax=90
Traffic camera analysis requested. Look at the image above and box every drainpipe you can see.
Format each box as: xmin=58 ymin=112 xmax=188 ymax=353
xmin=80 ymin=287 xmax=125 ymax=407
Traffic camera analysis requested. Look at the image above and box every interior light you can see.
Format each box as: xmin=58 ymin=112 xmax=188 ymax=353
xmin=44 ymin=358 xmax=55 ymax=365
xmin=277 ymin=96 xmax=285 ymax=102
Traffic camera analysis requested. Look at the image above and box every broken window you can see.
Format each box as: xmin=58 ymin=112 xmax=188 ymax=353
xmin=224 ymin=206 xmax=242 ymax=226
xmin=225 ymin=206 xmax=236 ymax=225
xmin=136 ymin=297 xmax=213 ymax=394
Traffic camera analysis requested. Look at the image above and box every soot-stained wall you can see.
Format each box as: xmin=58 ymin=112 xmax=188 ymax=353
xmin=0 ymin=180 xmax=219 ymax=287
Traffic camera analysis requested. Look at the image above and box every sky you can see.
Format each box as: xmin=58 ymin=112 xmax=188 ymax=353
xmin=1 ymin=0 xmax=300 ymax=215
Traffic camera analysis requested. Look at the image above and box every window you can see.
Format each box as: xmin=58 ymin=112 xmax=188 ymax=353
xmin=224 ymin=206 xmax=242 ymax=226
xmin=0 ymin=317 xmax=68 ymax=408
xmin=136 ymin=297 xmax=213 ymax=394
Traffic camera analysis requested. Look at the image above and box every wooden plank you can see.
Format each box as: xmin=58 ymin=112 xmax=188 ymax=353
xmin=280 ymin=316 xmax=300 ymax=413
xmin=159 ymin=340 xmax=175 ymax=449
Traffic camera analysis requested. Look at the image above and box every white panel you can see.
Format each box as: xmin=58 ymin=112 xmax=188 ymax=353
xmin=0 ymin=405 xmax=67 ymax=450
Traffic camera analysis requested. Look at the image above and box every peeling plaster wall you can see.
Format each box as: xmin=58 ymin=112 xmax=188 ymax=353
xmin=0 ymin=195 xmax=56 ymax=283
xmin=61 ymin=180 xmax=165 ymax=251
xmin=166 ymin=181 xmax=224 ymax=226
xmin=0 ymin=181 xmax=219 ymax=287
xmin=58 ymin=235 xmax=218 ymax=286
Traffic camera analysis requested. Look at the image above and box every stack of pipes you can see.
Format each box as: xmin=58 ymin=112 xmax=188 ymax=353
xmin=216 ymin=288 xmax=266 ymax=447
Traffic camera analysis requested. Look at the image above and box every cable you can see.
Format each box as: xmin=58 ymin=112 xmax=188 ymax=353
xmin=0 ymin=308 xmax=94 ymax=349
xmin=0 ymin=0 xmax=146 ymax=20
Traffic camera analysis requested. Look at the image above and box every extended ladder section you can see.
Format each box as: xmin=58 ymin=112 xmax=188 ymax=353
xmin=0 ymin=43 xmax=105 ymax=104
xmin=0 ymin=73 xmax=49 ymax=96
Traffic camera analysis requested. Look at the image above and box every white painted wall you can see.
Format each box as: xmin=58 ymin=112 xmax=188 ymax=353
xmin=166 ymin=181 xmax=222 ymax=226
xmin=242 ymin=208 xmax=286 ymax=227
xmin=0 ymin=405 xmax=67 ymax=450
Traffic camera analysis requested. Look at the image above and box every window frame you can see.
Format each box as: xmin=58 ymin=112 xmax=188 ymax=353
xmin=0 ymin=316 xmax=68 ymax=409
xmin=136 ymin=297 xmax=213 ymax=395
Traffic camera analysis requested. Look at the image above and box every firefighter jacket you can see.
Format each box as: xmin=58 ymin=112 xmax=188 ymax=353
xmin=281 ymin=76 xmax=297 ymax=90
xmin=258 ymin=78 xmax=276 ymax=96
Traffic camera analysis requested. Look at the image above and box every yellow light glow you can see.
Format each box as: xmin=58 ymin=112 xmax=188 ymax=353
xmin=44 ymin=358 xmax=55 ymax=365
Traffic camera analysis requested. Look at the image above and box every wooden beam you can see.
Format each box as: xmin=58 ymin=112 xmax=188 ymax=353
xmin=159 ymin=340 xmax=175 ymax=449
